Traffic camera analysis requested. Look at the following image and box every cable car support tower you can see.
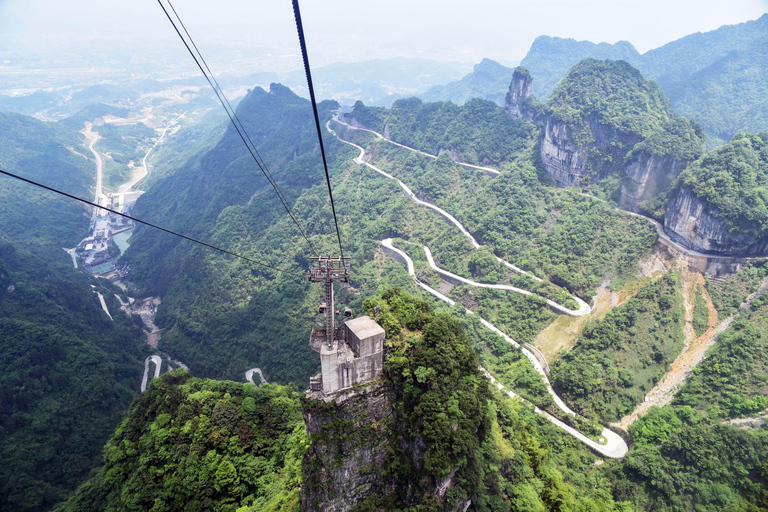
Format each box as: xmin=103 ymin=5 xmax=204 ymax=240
xmin=308 ymin=256 xmax=350 ymax=348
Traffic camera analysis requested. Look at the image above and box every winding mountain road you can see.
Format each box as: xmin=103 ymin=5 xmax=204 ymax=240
xmin=141 ymin=355 xmax=162 ymax=392
xmin=245 ymin=368 xmax=267 ymax=385
xmin=382 ymin=239 xmax=627 ymax=458
xmin=327 ymin=119 xmax=589 ymax=316
xmin=334 ymin=117 xmax=500 ymax=176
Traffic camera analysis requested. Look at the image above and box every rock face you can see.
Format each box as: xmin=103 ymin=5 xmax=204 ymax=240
xmin=539 ymin=117 xmax=640 ymax=189
xmin=664 ymin=187 xmax=768 ymax=256
xmin=301 ymin=381 xmax=396 ymax=512
xmin=619 ymin=151 xmax=685 ymax=212
xmin=539 ymin=119 xmax=588 ymax=187
xmin=504 ymin=67 xmax=533 ymax=119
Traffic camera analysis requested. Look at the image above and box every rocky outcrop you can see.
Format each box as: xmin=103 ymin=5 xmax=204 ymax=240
xmin=539 ymin=119 xmax=588 ymax=187
xmin=664 ymin=187 xmax=768 ymax=256
xmin=301 ymin=380 xmax=396 ymax=512
xmin=619 ymin=151 xmax=685 ymax=212
xmin=504 ymin=67 xmax=533 ymax=119
xmin=539 ymin=117 xmax=638 ymax=188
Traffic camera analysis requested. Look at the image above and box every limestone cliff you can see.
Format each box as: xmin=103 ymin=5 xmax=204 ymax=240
xmin=301 ymin=381 xmax=396 ymax=512
xmin=515 ymin=59 xmax=704 ymax=212
xmin=504 ymin=67 xmax=534 ymax=119
xmin=618 ymin=151 xmax=685 ymax=212
xmin=664 ymin=187 xmax=768 ymax=256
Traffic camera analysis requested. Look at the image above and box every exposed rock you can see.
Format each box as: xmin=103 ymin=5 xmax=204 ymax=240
xmin=301 ymin=380 xmax=396 ymax=512
xmin=619 ymin=151 xmax=685 ymax=212
xmin=664 ymin=187 xmax=768 ymax=256
xmin=539 ymin=119 xmax=587 ymax=187
xmin=504 ymin=67 xmax=533 ymax=119
xmin=539 ymin=117 xmax=636 ymax=188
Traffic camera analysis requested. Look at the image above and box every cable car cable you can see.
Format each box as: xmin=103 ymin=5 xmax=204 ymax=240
xmin=157 ymin=0 xmax=320 ymax=258
xmin=164 ymin=0 xmax=296 ymax=229
xmin=0 ymin=168 xmax=303 ymax=277
xmin=291 ymin=0 xmax=345 ymax=259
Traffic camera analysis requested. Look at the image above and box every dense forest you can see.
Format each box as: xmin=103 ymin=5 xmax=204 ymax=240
xmin=2 ymin=13 xmax=768 ymax=509
xmin=0 ymin=113 xmax=151 ymax=511
xmin=0 ymin=242 xmax=148 ymax=511
xmin=0 ymin=113 xmax=93 ymax=263
xmin=552 ymin=273 xmax=685 ymax=421
xmin=54 ymin=372 xmax=306 ymax=512
xmin=675 ymin=132 xmax=768 ymax=236
xmin=518 ymin=14 xmax=768 ymax=146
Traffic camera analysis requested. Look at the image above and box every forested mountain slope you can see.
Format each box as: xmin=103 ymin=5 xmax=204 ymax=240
xmin=54 ymin=372 xmax=307 ymax=512
xmin=0 ymin=113 xmax=93 ymax=263
xmin=528 ymin=58 xmax=704 ymax=213
xmin=664 ymin=132 xmax=768 ymax=255
xmin=418 ymin=58 xmax=516 ymax=106
xmin=0 ymin=111 xmax=149 ymax=511
xmin=16 ymin=59 xmax=768 ymax=510
xmin=61 ymin=290 xmax=635 ymax=512
xmin=519 ymin=14 xmax=768 ymax=145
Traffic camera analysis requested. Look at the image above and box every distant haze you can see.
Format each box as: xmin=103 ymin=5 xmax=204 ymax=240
xmin=0 ymin=0 xmax=766 ymax=74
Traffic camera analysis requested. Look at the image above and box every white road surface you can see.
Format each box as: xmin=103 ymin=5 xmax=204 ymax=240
xmin=118 ymin=113 xmax=185 ymax=193
xmin=334 ymin=117 xmax=500 ymax=176
xmin=82 ymin=125 xmax=107 ymax=217
xmin=141 ymin=355 xmax=162 ymax=392
xmin=94 ymin=291 xmax=112 ymax=320
xmin=381 ymin=238 xmax=628 ymax=458
xmin=329 ymin=119 xmax=590 ymax=316
xmin=245 ymin=368 xmax=267 ymax=385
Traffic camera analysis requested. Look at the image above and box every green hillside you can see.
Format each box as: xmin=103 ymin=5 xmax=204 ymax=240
xmin=0 ymin=242 xmax=148 ymax=511
xmin=0 ymin=112 xmax=93 ymax=263
xmin=675 ymin=132 xmax=768 ymax=236
xmin=54 ymin=372 xmax=306 ymax=512
xmin=519 ymin=14 xmax=768 ymax=144
xmin=419 ymin=58 xmax=516 ymax=106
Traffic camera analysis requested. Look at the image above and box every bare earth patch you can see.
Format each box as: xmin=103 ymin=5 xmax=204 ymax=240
xmin=617 ymin=264 xmax=726 ymax=429
xmin=534 ymin=250 xmax=668 ymax=361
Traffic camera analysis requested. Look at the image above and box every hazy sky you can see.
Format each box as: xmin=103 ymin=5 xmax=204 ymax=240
xmin=1 ymin=0 xmax=766 ymax=69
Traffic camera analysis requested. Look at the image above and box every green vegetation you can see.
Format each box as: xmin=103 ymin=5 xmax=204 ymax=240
xmin=0 ymin=242 xmax=148 ymax=512
xmin=351 ymin=96 xmax=537 ymax=167
xmin=708 ymin=261 xmax=768 ymax=315
xmin=692 ymin=284 xmax=710 ymax=338
xmin=449 ymin=285 xmax=555 ymax=344
xmin=418 ymin=58 xmax=516 ymax=106
xmin=0 ymin=112 xmax=92 ymax=263
xmin=546 ymin=59 xmax=704 ymax=178
xmin=677 ymin=132 xmax=768 ymax=236
xmin=520 ymin=14 xmax=768 ymax=143
xmin=355 ymin=288 xmax=631 ymax=511
xmin=95 ymin=122 xmax=157 ymax=164
xmin=552 ymin=273 xmax=685 ymax=421
xmin=457 ymin=307 xmax=553 ymax=408
xmin=335 ymin=117 xmax=657 ymax=299
xmin=60 ymin=103 xmax=130 ymax=130
xmin=55 ymin=371 xmax=306 ymax=512
xmin=610 ymin=404 xmax=768 ymax=511
xmin=675 ymin=303 xmax=768 ymax=419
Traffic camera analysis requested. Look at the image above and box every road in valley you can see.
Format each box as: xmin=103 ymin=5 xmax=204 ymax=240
xmin=381 ymin=239 xmax=628 ymax=458
xmin=245 ymin=368 xmax=267 ymax=385
xmin=118 ymin=113 xmax=185 ymax=193
xmin=82 ymin=125 xmax=106 ymax=216
xmin=141 ymin=355 xmax=163 ymax=392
